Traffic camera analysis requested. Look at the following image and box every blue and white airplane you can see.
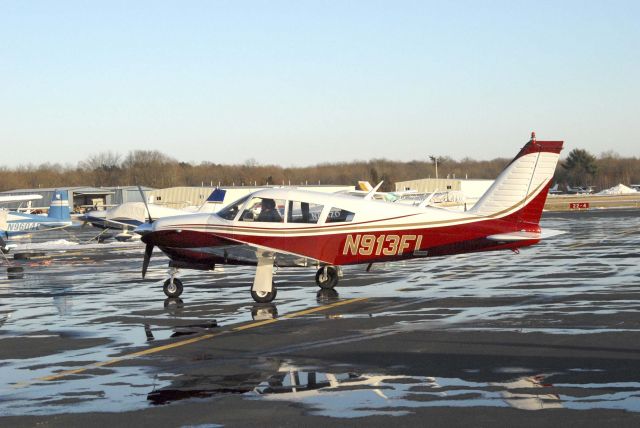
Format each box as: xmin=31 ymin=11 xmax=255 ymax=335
xmin=1 ymin=190 xmax=72 ymax=249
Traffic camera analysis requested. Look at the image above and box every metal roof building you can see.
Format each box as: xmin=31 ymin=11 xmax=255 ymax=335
xmin=0 ymin=186 xmax=153 ymax=212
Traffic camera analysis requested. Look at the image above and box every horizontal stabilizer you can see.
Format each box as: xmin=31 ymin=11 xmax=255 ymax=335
xmin=487 ymin=229 xmax=565 ymax=242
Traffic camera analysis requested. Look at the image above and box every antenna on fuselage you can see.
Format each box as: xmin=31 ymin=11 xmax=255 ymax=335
xmin=364 ymin=181 xmax=384 ymax=200
xmin=418 ymin=189 xmax=439 ymax=208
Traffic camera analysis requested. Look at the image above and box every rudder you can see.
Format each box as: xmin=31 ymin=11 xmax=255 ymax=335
xmin=48 ymin=190 xmax=71 ymax=220
xmin=469 ymin=133 xmax=563 ymax=227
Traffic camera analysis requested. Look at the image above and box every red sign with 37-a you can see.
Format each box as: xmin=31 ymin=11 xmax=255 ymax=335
xmin=569 ymin=202 xmax=590 ymax=209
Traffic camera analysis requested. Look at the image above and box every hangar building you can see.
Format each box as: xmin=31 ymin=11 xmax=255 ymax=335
xmin=0 ymin=186 xmax=152 ymax=213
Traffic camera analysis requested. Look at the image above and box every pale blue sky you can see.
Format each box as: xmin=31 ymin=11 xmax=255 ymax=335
xmin=1 ymin=1 xmax=638 ymax=166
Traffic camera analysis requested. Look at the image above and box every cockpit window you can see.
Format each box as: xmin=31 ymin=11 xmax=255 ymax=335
xmin=216 ymin=195 xmax=250 ymax=221
xmin=240 ymin=197 xmax=285 ymax=223
xmin=326 ymin=207 xmax=355 ymax=223
xmin=287 ymin=201 xmax=324 ymax=224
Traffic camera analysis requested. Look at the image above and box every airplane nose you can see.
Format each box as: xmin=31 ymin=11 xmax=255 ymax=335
xmin=134 ymin=222 xmax=154 ymax=236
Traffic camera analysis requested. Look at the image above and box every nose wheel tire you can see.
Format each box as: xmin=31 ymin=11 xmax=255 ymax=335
xmin=315 ymin=266 xmax=339 ymax=289
xmin=251 ymin=283 xmax=277 ymax=303
xmin=163 ymin=278 xmax=184 ymax=298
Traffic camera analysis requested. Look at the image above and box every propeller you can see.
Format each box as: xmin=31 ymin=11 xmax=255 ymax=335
xmin=138 ymin=185 xmax=154 ymax=223
xmin=142 ymin=242 xmax=154 ymax=278
xmin=136 ymin=184 xmax=156 ymax=279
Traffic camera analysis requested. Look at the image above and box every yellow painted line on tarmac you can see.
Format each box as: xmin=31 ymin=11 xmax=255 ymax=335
xmin=14 ymin=297 xmax=367 ymax=387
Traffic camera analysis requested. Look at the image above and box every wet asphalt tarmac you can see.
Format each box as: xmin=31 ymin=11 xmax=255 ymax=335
xmin=0 ymin=209 xmax=639 ymax=427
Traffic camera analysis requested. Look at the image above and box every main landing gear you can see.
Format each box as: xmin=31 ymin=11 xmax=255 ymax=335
xmin=315 ymin=266 xmax=340 ymax=290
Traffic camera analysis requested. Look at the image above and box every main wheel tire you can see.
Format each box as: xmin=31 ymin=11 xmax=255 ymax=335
xmin=251 ymin=283 xmax=277 ymax=303
xmin=315 ymin=266 xmax=339 ymax=289
xmin=163 ymin=278 xmax=184 ymax=298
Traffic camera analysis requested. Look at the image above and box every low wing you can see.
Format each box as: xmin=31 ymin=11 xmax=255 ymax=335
xmin=146 ymin=228 xmax=321 ymax=269
xmin=202 ymin=233 xmax=320 ymax=267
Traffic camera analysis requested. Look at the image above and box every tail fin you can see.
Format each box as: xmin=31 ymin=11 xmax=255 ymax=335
xmin=357 ymin=181 xmax=374 ymax=192
xmin=47 ymin=190 xmax=71 ymax=220
xmin=197 ymin=188 xmax=227 ymax=212
xmin=469 ymin=133 xmax=563 ymax=227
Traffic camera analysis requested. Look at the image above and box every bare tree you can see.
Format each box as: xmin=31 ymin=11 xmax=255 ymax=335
xmin=79 ymin=152 xmax=122 ymax=186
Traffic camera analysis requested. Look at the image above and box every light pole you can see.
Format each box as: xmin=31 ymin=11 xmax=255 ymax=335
xmin=429 ymin=155 xmax=439 ymax=180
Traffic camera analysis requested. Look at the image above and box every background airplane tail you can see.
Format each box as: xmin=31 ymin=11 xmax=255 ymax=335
xmin=197 ymin=188 xmax=227 ymax=212
xmin=469 ymin=133 xmax=563 ymax=227
xmin=47 ymin=190 xmax=71 ymax=220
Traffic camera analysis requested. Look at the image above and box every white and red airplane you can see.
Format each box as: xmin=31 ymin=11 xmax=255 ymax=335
xmin=137 ymin=133 xmax=563 ymax=303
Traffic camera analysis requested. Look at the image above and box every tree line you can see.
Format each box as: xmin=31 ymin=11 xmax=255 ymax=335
xmin=1 ymin=148 xmax=637 ymax=192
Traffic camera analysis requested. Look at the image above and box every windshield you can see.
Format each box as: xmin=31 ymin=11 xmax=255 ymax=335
xmin=216 ymin=195 xmax=251 ymax=221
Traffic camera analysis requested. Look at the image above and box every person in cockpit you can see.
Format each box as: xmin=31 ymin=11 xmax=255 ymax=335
xmin=257 ymin=198 xmax=282 ymax=222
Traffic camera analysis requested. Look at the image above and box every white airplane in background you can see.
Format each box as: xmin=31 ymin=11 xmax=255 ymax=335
xmin=137 ymin=133 xmax=565 ymax=303
xmin=565 ymin=185 xmax=595 ymax=194
xmin=337 ymin=181 xmax=417 ymax=202
xmin=80 ymin=188 xmax=227 ymax=236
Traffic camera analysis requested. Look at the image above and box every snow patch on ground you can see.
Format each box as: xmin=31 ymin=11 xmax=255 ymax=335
xmin=597 ymin=184 xmax=638 ymax=195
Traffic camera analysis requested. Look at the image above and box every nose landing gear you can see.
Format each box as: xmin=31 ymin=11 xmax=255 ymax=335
xmin=163 ymin=268 xmax=183 ymax=298
xmin=250 ymin=252 xmax=277 ymax=303
xmin=251 ymin=282 xmax=277 ymax=303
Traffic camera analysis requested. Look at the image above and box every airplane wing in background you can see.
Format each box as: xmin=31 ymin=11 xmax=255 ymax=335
xmin=0 ymin=195 xmax=44 ymax=204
